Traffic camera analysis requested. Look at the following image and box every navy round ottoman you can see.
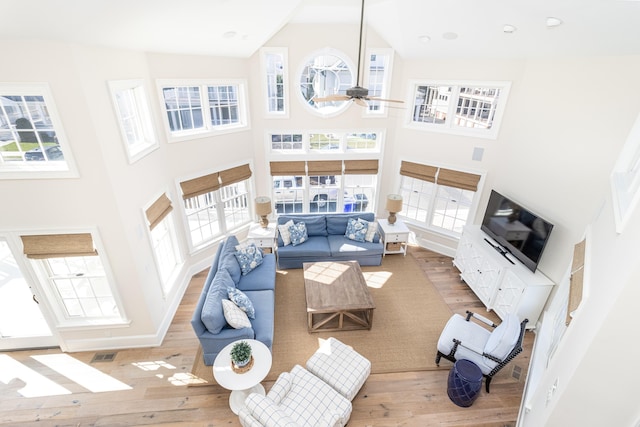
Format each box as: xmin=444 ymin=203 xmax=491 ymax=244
xmin=447 ymin=359 xmax=483 ymax=407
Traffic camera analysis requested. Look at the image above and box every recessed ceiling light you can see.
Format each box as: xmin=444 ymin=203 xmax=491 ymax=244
xmin=418 ymin=35 xmax=431 ymax=43
xmin=222 ymin=31 xmax=237 ymax=39
xmin=546 ymin=17 xmax=563 ymax=28
xmin=442 ymin=32 xmax=458 ymax=40
xmin=503 ymin=24 xmax=517 ymax=33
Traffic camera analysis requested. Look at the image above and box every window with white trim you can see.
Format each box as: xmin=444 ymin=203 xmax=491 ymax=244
xmin=363 ymin=49 xmax=394 ymax=116
xmin=145 ymin=193 xmax=182 ymax=294
xmin=21 ymin=233 xmax=127 ymax=327
xmin=398 ymin=161 xmax=482 ymax=236
xmin=261 ymin=48 xmax=288 ymax=117
xmin=158 ymin=80 xmax=248 ymax=141
xmin=268 ymin=130 xmax=383 ymax=154
xmin=109 ymin=79 xmax=158 ymax=163
xmin=611 ymin=112 xmax=640 ymax=233
xmin=407 ymin=80 xmax=511 ymax=139
xmin=0 ymin=84 xmax=76 ymax=178
xmin=179 ymin=164 xmax=252 ymax=251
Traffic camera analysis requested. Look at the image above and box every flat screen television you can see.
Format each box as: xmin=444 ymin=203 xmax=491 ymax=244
xmin=480 ymin=190 xmax=554 ymax=272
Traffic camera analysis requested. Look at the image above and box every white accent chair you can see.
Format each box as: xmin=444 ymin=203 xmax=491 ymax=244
xmin=435 ymin=311 xmax=528 ymax=392
xmin=306 ymin=337 xmax=371 ymax=401
xmin=238 ymin=364 xmax=352 ymax=427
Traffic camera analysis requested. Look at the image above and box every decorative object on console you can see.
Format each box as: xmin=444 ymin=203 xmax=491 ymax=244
xmin=385 ymin=194 xmax=403 ymax=225
xmin=255 ymin=196 xmax=272 ymax=228
xmin=230 ymin=340 xmax=253 ymax=371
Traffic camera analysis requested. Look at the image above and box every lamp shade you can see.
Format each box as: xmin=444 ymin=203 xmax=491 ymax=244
xmin=386 ymin=194 xmax=403 ymax=213
xmin=255 ymin=197 xmax=272 ymax=216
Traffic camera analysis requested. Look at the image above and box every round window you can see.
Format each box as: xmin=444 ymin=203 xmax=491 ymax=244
xmin=298 ymin=49 xmax=355 ymax=116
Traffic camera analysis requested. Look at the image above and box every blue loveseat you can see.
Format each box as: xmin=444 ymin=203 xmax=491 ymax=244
xmin=191 ymin=235 xmax=276 ymax=366
xmin=276 ymin=212 xmax=384 ymax=269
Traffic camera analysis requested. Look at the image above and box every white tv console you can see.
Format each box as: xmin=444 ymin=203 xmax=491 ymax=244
xmin=453 ymin=225 xmax=554 ymax=329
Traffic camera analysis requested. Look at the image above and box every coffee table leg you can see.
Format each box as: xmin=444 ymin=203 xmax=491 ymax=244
xmin=229 ymin=383 xmax=266 ymax=415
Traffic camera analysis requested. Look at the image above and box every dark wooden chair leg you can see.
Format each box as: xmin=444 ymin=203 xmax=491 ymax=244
xmin=485 ymin=376 xmax=492 ymax=393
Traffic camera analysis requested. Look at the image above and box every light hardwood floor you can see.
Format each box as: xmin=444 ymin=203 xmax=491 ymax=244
xmin=0 ymin=246 xmax=532 ymax=426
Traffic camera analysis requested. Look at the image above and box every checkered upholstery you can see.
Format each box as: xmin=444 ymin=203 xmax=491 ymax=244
xmin=306 ymin=337 xmax=371 ymax=401
xmin=238 ymin=364 xmax=352 ymax=427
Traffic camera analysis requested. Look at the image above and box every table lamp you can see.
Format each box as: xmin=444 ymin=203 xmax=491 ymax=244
xmin=385 ymin=194 xmax=403 ymax=225
xmin=255 ymin=196 xmax=272 ymax=228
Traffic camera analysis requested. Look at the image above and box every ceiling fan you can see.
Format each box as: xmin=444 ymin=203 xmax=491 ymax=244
xmin=312 ymin=0 xmax=404 ymax=108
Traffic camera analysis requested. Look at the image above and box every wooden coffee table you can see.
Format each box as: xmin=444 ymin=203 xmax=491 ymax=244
xmin=303 ymin=261 xmax=375 ymax=333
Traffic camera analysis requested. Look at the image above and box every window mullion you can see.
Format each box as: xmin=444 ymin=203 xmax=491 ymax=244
xmin=447 ymin=86 xmax=461 ymax=129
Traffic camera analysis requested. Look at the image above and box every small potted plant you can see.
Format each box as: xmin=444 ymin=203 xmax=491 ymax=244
xmin=230 ymin=340 xmax=252 ymax=370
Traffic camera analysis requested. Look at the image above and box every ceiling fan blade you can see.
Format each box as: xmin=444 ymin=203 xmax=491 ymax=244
xmin=354 ymin=98 xmax=368 ymax=107
xmin=313 ymin=94 xmax=351 ymax=102
xmin=366 ymin=96 xmax=405 ymax=103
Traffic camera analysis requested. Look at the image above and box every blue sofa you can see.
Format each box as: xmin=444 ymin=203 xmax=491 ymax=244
xmin=276 ymin=213 xmax=384 ymax=269
xmin=191 ymin=235 xmax=276 ymax=366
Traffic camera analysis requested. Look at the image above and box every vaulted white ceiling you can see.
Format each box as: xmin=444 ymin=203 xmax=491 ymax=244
xmin=1 ymin=0 xmax=640 ymax=59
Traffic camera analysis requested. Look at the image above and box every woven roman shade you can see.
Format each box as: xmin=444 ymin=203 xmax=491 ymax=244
xmin=400 ymin=161 xmax=437 ymax=183
xmin=219 ymin=164 xmax=252 ymax=186
xmin=146 ymin=193 xmax=173 ymax=230
xmin=180 ymin=172 xmax=221 ymax=200
xmin=307 ymin=160 xmax=343 ymax=175
xmin=566 ymin=238 xmax=586 ymax=325
xmin=21 ymin=233 xmax=97 ymax=259
xmin=344 ymin=159 xmax=379 ymax=175
xmin=436 ymin=168 xmax=481 ymax=192
xmin=270 ymin=161 xmax=306 ymax=176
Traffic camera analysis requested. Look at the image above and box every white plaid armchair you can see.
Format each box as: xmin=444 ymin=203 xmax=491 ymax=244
xmin=238 ymin=364 xmax=352 ymax=427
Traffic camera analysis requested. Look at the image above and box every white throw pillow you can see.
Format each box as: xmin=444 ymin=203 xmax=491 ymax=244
xmin=359 ymin=218 xmax=378 ymax=243
xmin=222 ymin=299 xmax=252 ymax=329
xmin=278 ymin=220 xmax=294 ymax=246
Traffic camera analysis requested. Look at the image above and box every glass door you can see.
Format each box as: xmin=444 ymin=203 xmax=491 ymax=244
xmin=0 ymin=238 xmax=57 ymax=350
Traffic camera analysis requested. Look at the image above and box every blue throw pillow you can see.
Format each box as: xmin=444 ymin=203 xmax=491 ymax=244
xmin=345 ymin=218 xmax=368 ymax=242
xmin=234 ymin=243 xmax=264 ymax=275
xmin=289 ymin=222 xmax=308 ymax=246
xmin=227 ymin=287 xmax=255 ymax=319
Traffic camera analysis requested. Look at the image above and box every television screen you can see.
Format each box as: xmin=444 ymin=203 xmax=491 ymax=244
xmin=480 ymin=190 xmax=554 ymax=272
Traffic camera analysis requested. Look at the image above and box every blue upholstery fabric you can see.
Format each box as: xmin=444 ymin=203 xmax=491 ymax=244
xmin=200 ymin=269 xmax=235 ymax=334
xmin=277 ymin=215 xmax=327 ymax=239
xmin=228 ymin=287 xmax=255 ymax=319
xmin=326 ymin=213 xmax=375 ymax=235
xmin=327 ymin=235 xmax=384 ymax=255
xmin=234 ymin=243 xmax=264 ymax=275
xmin=289 ymin=222 xmax=308 ymax=246
xmin=345 ymin=218 xmax=368 ymax=242
xmin=238 ymin=254 xmax=277 ymax=292
xmin=245 ymin=289 xmax=275 ymax=351
xmin=220 ymin=235 xmax=242 ymax=284
xmin=278 ymin=236 xmax=331 ymax=258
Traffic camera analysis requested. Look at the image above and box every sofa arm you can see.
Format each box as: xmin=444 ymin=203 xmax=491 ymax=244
xmin=197 ymin=327 xmax=255 ymax=351
xmin=238 ymin=406 xmax=265 ymax=427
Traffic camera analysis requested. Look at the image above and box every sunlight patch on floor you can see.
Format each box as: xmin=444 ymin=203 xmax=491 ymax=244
xmin=0 ymin=354 xmax=71 ymax=397
xmin=363 ymin=270 xmax=392 ymax=288
xmin=31 ymin=354 xmax=131 ymax=393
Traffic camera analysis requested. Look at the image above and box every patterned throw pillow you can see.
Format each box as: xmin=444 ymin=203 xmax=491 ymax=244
xmin=228 ymin=287 xmax=255 ymax=319
xmin=234 ymin=243 xmax=263 ymax=275
xmin=278 ymin=220 xmax=294 ymax=246
xmin=222 ymin=299 xmax=251 ymax=329
xmin=289 ymin=221 xmax=308 ymax=246
xmin=345 ymin=218 xmax=368 ymax=242
xmin=359 ymin=217 xmax=378 ymax=243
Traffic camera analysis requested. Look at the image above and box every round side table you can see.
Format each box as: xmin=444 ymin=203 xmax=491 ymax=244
xmin=447 ymin=359 xmax=483 ymax=407
xmin=213 ymin=339 xmax=272 ymax=415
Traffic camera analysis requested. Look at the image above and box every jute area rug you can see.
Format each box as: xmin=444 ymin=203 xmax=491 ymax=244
xmin=190 ymin=249 xmax=452 ymax=385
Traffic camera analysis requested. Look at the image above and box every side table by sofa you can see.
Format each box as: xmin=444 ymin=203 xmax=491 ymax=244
xmin=213 ymin=339 xmax=272 ymax=415
xmin=378 ymin=218 xmax=410 ymax=256
xmin=247 ymin=223 xmax=277 ymax=254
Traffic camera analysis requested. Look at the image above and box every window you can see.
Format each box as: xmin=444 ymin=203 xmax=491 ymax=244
xmin=407 ymin=80 xmax=511 ymax=139
xmin=611 ymin=112 xmax=640 ymax=233
xmin=261 ymin=48 xmax=288 ymax=117
xmin=158 ymin=80 xmax=248 ymax=142
xmin=109 ymin=79 xmax=158 ymax=163
xmin=398 ymin=161 xmax=482 ymax=236
xmin=145 ymin=193 xmax=182 ymax=294
xmin=363 ymin=49 xmax=394 ymax=116
xmin=268 ymin=130 xmax=383 ymax=154
xmin=20 ymin=233 xmax=127 ymax=327
xmin=0 ymin=83 xmax=76 ymax=178
xmin=297 ymin=49 xmax=354 ymax=116
xmin=179 ymin=164 xmax=252 ymax=251
xmin=270 ymin=160 xmax=378 ymax=215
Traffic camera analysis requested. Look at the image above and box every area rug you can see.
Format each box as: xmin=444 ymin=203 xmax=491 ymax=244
xmin=190 ymin=249 xmax=453 ymax=385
